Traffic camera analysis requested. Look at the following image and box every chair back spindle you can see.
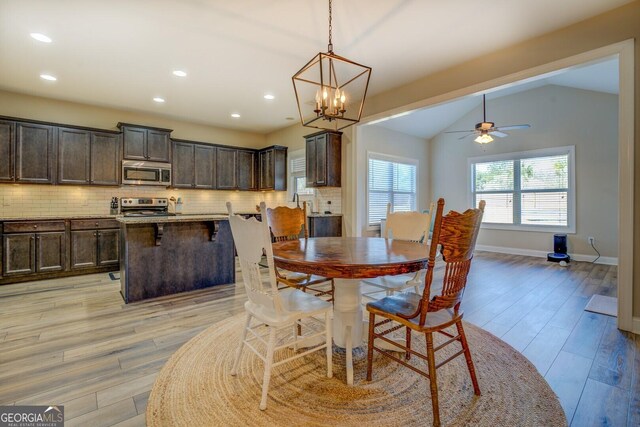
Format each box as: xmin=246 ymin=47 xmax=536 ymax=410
xmin=227 ymin=202 xmax=283 ymax=316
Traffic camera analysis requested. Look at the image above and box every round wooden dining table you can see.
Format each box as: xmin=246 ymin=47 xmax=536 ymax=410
xmin=272 ymin=236 xmax=429 ymax=385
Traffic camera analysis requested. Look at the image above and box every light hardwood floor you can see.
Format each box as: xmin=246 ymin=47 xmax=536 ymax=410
xmin=0 ymin=252 xmax=637 ymax=426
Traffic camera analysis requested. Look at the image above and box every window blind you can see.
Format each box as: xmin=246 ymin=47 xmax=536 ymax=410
xmin=368 ymin=156 xmax=417 ymax=226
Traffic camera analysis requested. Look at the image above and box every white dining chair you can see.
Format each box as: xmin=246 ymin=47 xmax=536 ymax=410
xmin=362 ymin=202 xmax=435 ymax=298
xmin=227 ymin=201 xmax=333 ymax=410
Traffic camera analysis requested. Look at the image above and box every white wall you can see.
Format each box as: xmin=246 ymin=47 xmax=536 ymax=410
xmin=429 ymin=85 xmax=618 ymax=259
xmin=355 ymin=125 xmax=430 ymax=237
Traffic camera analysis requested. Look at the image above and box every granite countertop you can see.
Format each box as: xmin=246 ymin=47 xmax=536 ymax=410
xmin=308 ymin=213 xmax=343 ymax=217
xmin=116 ymin=214 xmax=229 ymax=224
xmin=0 ymin=215 xmax=118 ymax=221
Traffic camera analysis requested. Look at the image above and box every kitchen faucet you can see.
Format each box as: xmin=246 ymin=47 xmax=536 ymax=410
xmin=292 ymin=192 xmax=300 ymax=208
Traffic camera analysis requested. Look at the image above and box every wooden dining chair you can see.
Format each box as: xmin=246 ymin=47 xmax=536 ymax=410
xmin=366 ymin=198 xmax=485 ymax=427
xmin=362 ymin=202 xmax=435 ymax=297
xmin=227 ymin=202 xmax=333 ymax=410
xmin=266 ymin=202 xmax=334 ymax=301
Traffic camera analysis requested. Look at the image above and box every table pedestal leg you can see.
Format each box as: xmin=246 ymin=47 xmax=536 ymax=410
xmin=332 ymin=278 xmax=362 ymax=386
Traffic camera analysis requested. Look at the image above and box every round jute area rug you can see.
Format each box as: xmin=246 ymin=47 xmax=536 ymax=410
xmin=147 ymin=314 xmax=566 ymax=427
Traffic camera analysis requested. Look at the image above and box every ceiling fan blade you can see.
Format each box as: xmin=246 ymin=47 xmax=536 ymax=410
xmin=489 ymin=131 xmax=508 ymax=138
xmin=444 ymin=129 xmax=475 ymax=134
xmin=458 ymin=133 xmax=475 ymax=140
xmin=495 ymin=124 xmax=531 ymax=131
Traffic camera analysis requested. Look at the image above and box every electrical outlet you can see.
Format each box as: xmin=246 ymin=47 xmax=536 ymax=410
xmin=588 ymin=236 xmax=595 ymax=245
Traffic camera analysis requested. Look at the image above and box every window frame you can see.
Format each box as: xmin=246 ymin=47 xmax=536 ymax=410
xmin=366 ymin=151 xmax=419 ymax=230
xmin=468 ymin=145 xmax=576 ymax=233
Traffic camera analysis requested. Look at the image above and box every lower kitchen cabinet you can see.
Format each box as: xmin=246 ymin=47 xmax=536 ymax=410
xmin=3 ymin=231 xmax=65 ymax=275
xmin=0 ymin=218 xmax=120 ymax=285
xmin=308 ymin=216 xmax=342 ymax=237
xmin=3 ymin=233 xmax=36 ymax=275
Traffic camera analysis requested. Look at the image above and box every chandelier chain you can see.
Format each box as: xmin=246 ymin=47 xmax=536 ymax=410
xmin=328 ymin=0 xmax=333 ymax=52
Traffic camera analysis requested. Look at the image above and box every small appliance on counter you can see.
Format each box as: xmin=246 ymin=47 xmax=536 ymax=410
xmin=168 ymin=197 xmax=183 ymax=215
xmin=110 ymin=197 xmax=119 ymax=215
xmin=120 ymin=197 xmax=175 ymax=217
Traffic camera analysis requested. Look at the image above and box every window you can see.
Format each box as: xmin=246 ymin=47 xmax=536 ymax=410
xmin=367 ymin=153 xmax=417 ymax=226
xmin=290 ymin=155 xmax=314 ymax=196
xmin=469 ymin=146 xmax=575 ymax=232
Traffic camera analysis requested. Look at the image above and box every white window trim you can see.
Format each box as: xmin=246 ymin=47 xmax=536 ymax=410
xmin=467 ymin=145 xmax=576 ymax=233
xmin=366 ymin=151 xmax=419 ymax=231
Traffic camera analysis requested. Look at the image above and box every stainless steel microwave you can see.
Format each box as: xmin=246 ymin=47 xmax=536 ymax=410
xmin=122 ymin=160 xmax=171 ymax=186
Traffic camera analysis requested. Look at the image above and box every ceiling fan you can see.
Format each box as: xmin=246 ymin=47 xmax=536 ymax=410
xmin=445 ymin=94 xmax=531 ymax=144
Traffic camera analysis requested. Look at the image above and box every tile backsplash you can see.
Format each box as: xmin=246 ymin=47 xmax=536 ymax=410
xmin=0 ymin=185 xmax=342 ymax=218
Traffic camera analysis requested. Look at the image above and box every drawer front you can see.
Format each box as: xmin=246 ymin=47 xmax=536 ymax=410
xmin=71 ymin=219 xmax=119 ymax=230
xmin=3 ymin=221 xmax=65 ymax=233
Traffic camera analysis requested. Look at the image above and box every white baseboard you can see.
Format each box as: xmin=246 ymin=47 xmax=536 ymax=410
xmin=476 ymin=244 xmax=618 ymax=266
xmin=633 ymin=317 xmax=640 ymax=335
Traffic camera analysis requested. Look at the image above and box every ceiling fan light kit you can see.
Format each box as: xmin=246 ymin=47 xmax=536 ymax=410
xmin=446 ymin=94 xmax=531 ymax=144
xmin=292 ymin=0 xmax=371 ymax=131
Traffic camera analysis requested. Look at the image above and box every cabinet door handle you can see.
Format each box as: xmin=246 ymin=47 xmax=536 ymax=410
xmin=98 ymin=232 xmax=102 ymax=236
xmin=33 ymin=225 xmax=38 ymax=229
xmin=30 ymin=236 xmax=35 ymax=240
xmin=93 ymin=232 xmax=97 ymax=236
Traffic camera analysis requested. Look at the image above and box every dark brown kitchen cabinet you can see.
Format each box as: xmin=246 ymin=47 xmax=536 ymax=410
xmin=237 ymin=150 xmax=257 ymax=191
xmin=308 ymin=215 xmax=342 ymax=237
xmin=0 ymin=120 xmax=15 ymax=182
xmin=3 ymin=233 xmax=35 ymax=275
xmin=3 ymin=226 xmax=66 ymax=276
xmin=173 ymin=141 xmax=195 ymax=188
xmin=258 ymin=146 xmax=287 ymax=191
xmin=194 ymin=145 xmax=215 ymax=189
xmin=36 ymin=232 xmax=66 ymax=272
xmin=172 ymin=140 xmax=216 ymax=189
xmin=119 ymin=123 xmax=172 ymax=163
xmin=71 ymin=230 xmax=98 ymax=269
xmin=58 ymin=128 xmax=121 ymax=186
xmin=16 ymin=122 xmax=55 ymax=184
xmin=71 ymin=220 xmax=119 ymax=270
xmin=58 ymin=127 xmax=91 ymax=184
xmin=305 ymin=130 xmax=341 ymax=187
xmin=97 ymin=229 xmax=119 ymax=266
xmin=216 ymin=147 xmax=237 ymax=190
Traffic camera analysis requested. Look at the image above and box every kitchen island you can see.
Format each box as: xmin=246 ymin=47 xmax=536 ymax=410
xmin=117 ymin=214 xmax=234 ymax=303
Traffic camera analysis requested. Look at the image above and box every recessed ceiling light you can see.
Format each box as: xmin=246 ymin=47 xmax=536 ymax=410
xmin=263 ymin=94 xmax=275 ymax=100
xmin=153 ymin=97 xmax=165 ymax=103
xmin=40 ymin=74 xmax=57 ymax=81
xmin=30 ymin=33 xmax=52 ymax=43
xmin=231 ymin=113 xmax=241 ymax=118
xmin=172 ymin=70 xmax=187 ymax=77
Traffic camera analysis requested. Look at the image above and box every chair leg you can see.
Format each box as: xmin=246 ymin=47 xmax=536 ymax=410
xmin=405 ymin=327 xmax=412 ymax=360
xmin=292 ymin=321 xmax=299 ymax=352
xmin=456 ymin=321 xmax=481 ymax=396
xmin=426 ymin=332 xmax=441 ymax=427
xmin=231 ymin=313 xmax=252 ymax=376
xmin=259 ymin=326 xmax=277 ymax=411
xmin=366 ymin=312 xmax=375 ymax=381
xmin=325 ymin=310 xmax=333 ymax=378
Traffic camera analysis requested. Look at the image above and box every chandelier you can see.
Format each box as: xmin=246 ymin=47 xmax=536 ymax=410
xmin=292 ymin=0 xmax=372 ymax=131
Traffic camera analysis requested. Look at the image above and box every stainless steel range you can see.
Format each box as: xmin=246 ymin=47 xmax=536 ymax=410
xmin=120 ymin=197 xmax=174 ymax=217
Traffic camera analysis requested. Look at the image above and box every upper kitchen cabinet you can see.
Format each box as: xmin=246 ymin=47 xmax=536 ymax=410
xmin=305 ymin=130 xmax=341 ymax=187
xmin=118 ymin=123 xmax=172 ymax=163
xmin=90 ymin=132 xmax=121 ymax=186
xmin=16 ymin=122 xmax=55 ymax=184
xmin=172 ymin=140 xmax=216 ymax=189
xmin=216 ymin=147 xmax=237 ymax=190
xmin=237 ymin=149 xmax=257 ymax=191
xmin=258 ymin=145 xmax=287 ymax=191
xmin=58 ymin=128 xmax=121 ymax=186
xmin=0 ymin=119 xmax=15 ymax=182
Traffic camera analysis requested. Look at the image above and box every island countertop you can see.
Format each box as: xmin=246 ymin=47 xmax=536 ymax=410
xmin=116 ymin=214 xmax=229 ymax=224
